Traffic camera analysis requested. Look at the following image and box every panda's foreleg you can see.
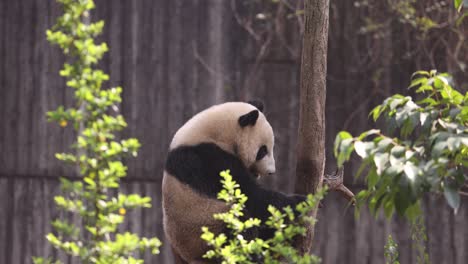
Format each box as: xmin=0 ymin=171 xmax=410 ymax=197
xmin=245 ymin=187 xmax=306 ymax=220
xmin=242 ymin=187 xmax=306 ymax=238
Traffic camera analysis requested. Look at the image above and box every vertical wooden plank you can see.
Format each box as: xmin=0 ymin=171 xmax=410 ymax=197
xmin=34 ymin=0 xmax=50 ymax=175
xmin=391 ymin=216 xmax=412 ymax=264
xmin=370 ymin=214 xmax=386 ymax=264
xmin=16 ymin=0 xmax=34 ymax=176
xmin=0 ymin=0 xmax=5 ymax=170
xmin=339 ymin=203 xmax=357 ymax=264
xmin=427 ymin=196 xmax=456 ymax=263
xmin=124 ymin=0 xmax=140 ymax=178
xmin=29 ymin=179 xmax=45 ymax=262
xmin=353 ymin=206 xmax=372 ymax=263
xmin=321 ymin=194 xmax=343 ymax=263
xmin=45 ymin=0 xmax=68 ymax=177
xmin=453 ymin=197 xmax=468 ymax=263
xmin=22 ymin=180 xmax=35 ymax=264
xmin=2 ymin=179 xmax=15 ymax=264
xmin=10 ymin=179 xmax=27 ymax=263
xmin=2 ymin=0 xmax=20 ymax=175
xmin=166 ymin=0 xmax=189 ymax=136
xmin=0 ymin=179 xmax=8 ymax=263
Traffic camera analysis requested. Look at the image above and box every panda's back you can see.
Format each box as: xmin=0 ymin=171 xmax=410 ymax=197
xmin=162 ymin=169 xmax=227 ymax=263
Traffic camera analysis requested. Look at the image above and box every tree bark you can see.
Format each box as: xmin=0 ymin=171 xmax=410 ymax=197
xmin=294 ymin=0 xmax=329 ymax=253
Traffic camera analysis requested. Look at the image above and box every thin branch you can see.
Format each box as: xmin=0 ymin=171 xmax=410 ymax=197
xmin=274 ymin=2 xmax=299 ymax=59
xmin=192 ymin=41 xmax=231 ymax=82
xmin=324 ymin=167 xmax=355 ymax=205
xmin=230 ymin=0 xmax=262 ymax=41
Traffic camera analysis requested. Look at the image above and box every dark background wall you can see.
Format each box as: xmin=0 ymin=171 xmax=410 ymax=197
xmin=0 ymin=1 xmax=467 ymax=263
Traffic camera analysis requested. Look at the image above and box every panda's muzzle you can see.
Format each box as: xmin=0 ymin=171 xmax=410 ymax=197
xmin=249 ymin=165 xmax=275 ymax=179
xmin=249 ymin=165 xmax=261 ymax=179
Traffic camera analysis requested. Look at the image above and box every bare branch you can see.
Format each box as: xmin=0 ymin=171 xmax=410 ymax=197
xmin=274 ymin=2 xmax=299 ymax=59
xmin=230 ymin=0 xmax=261 ymax=42
xmin=324 ymin=167 xmax=355 ymax=205
xmin=192 ymin=41 xmax=231 ymax=82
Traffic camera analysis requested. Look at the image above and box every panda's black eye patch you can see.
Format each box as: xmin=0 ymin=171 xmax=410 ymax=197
xmin=256 ymin=145 xmax=268 ymax=161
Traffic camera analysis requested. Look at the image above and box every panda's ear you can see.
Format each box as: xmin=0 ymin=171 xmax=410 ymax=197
xmin=247 ymin=100 xmax=264 ymax=112
xmin=239 ymin=110 xmax=259 ymax=127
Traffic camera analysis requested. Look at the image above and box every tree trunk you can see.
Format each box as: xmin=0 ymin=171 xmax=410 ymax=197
xmin=294 ymin=0 xmax=329 ymax=253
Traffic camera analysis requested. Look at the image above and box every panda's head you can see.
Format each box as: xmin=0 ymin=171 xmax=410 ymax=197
xmin=170 ymin=101 xmax=276 ymax=178
xmin=235 ymin=101 xmax=276 ymax=178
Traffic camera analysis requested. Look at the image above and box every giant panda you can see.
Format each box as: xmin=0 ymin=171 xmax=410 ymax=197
xmin=162 ymin=101 xmax=305 ymax=264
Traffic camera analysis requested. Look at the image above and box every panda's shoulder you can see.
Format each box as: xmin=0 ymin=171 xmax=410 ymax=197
xmin=165 ymin=143 xmax=251 ymax=197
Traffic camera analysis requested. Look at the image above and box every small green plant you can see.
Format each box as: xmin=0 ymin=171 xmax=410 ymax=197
xmin=410 ymin=216 xmax=430 ymax=264
xmin=34 ymin=0 xmax=161 ymax=263
xmin=335 ymin=70 xmax=467 ymax=220
xmin=384 ymin=235 xmax=400 ymax=264
xmin=201 ymin=170 xmax=324 ymax=264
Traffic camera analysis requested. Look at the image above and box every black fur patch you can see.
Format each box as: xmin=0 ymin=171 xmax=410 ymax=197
xmin=165 ymin=143 xmax=305 ymax=239
xmin=238 ymin=110 xmax=259 ymax=127
xmin=256 ymin=145 xmax=268 ymax=161
xmin=247 ymin=100 xmax=264 ymax=112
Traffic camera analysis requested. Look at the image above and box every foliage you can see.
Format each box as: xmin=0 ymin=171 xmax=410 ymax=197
xmin=201 ymin=170 xmax=324 ymax=264
xmin=384 ymin=235 xmax=400 ymax=264
xmin=334 ymin=70 xmax=467 ymax=220
xmin=410 ymin=215 xmax=430 ymax=264
xmin=34 ymin=0 xmax=160 ymax=263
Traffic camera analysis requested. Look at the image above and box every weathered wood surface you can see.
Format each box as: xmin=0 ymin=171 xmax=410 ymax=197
xmin=1 ymin=0 xmax=467 ymax=263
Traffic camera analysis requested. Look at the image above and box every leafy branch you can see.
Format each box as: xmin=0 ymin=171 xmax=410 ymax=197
xmin=34 ymin=1 xmax=160 ymax=263
xmin=335 ymin=70 xmax=467 ymax=220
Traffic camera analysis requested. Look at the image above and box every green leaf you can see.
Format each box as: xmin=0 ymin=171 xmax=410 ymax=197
xmin=377 ymin=137 xmax=393 ymax=151
xmin=408 ymin=77 xmax=428 ymax=90
xmin=374 ymin=153 xmax=389 ymax=175
xmin=383 ymin=198 xmax=395 ymax=219
xmin=455 ymin=0 xmax=463 ymax=11
xmin=358 ymin=129 xmax=380 ymax=140
xmin=411 ymin=71 xmax=430 ymax=79
xmin=390 ymin=146 xmax=405 ymax=157
xmin=354 ymin=141 xmax=374 ymax=158
xmin=367 ymin=169 xmax=379 ymax=188
xmin=415 ymin=85 xmax=433 ymax=93
xmin=335 ymin=131 xmax=355 ymax=167
xmin=403 ymin=162 xmax=419 ymax=182
xmin=370 ymin=105 xmax=383 ymax=121
xmin=444 ymin=185 xmax=460 ymax=211
xmin=432 ymin=141 xmax=447 ymax=157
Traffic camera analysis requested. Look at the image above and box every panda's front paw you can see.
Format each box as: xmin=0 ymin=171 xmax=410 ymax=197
xmin=289 ymin=194 xmax=307 ymax=206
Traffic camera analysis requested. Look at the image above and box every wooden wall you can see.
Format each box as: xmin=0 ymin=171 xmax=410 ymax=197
xmin=0 ymin=1 xmax=467 ymax=263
